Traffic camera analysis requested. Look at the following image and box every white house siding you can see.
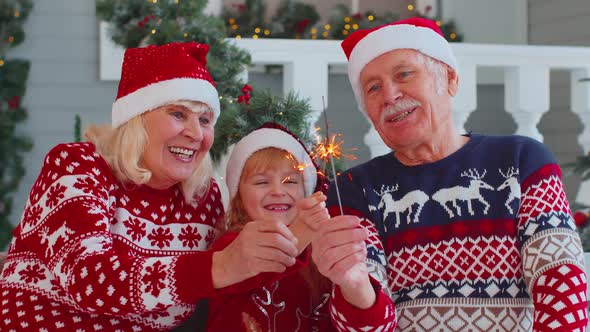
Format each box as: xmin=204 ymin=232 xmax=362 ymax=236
xmin=7 ymin=0 xmax=116 ymax=225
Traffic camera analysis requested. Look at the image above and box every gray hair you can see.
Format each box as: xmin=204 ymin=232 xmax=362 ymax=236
xmin=414 ymin=51 xmax=449 ymax=95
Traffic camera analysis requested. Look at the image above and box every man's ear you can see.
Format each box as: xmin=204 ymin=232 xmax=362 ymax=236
xmin=447 ymin=67 xmax=459 ymax=97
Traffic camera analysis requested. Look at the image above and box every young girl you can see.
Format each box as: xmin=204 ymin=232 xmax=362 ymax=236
xmin=207 ymin=123 xmax=335 ymax=331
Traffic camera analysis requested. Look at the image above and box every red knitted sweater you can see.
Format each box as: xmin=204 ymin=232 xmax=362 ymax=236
xmin=0 ymin=142 xmax=225 ymax=331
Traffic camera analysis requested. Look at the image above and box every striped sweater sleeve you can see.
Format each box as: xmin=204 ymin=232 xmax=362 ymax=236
xmin=326 ymin=204 xmax=397 ymax=331
xmin=517 ymin=163 xmax=588 ymax=331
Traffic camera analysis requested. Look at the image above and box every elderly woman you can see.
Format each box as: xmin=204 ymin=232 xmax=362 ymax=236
xmin=0 ymin=42 xmax=300 ymax=331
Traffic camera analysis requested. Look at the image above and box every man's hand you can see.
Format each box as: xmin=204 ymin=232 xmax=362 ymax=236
xmin=212 ymin=220 xmax=298 ymax=288
xmin=311 ymin=215 xmax=376 ymax=309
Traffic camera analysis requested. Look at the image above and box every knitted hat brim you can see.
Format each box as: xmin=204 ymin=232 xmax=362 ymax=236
xmin=226 ymin=128 xmax=317 ymax=199
xmin=112 ymin=77 xmax=220 ymax=128
xmin=347 ymin=23 xmax=458 ymax=116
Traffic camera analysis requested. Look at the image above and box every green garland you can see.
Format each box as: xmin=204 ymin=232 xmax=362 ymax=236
xmin=270 ymin=0 xmax=319 ymax=39
xmin=413 ymin=14 xmax=463 ymax=42
xmin=564 ymin=153 xmax=590 ymax=251
xmin=322 ymin=4 xmax=399 ymax=40
xmin=213 ymin=90 xmax=314 ymax=159
xmin=578 ymin=220 xmax=590 ymax=251
xmin=0 ymin=0 xmax=34 ymax=249
xmin=222 ymin=0 xmax=269 ymax=39
xmin=0 ymin=0 xmax=33 ymax=54
xmin=96 ymin=0 xmax=248 ymax=103
xmin=223 ymin=0 xmax=320 ymax=39
xmin=222 ymin=0 xmax=463 ymax=42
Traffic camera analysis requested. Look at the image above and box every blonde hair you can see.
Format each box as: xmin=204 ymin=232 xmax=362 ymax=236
xmin=84 ymin=103 xmax=214 ymax=202
xmin=226 ymin=147 xmax=300 ymax=231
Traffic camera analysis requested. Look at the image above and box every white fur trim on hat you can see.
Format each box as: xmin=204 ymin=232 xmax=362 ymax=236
xmin=226 ymin=128 xmax=317 ymax=199
xmin=348 ymin=24 xmax=458 ymax=115
xmin=112 ymin=78 xmax=220 ymax=128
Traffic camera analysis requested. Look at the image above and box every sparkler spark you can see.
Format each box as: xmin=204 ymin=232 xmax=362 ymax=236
xmin=279 ymin=98 xmax=357 ymax=216
xmin=286 ymin=153 xmax=311 ymax=172
xmin=314 ymin=96 xmax=358 ymax=215
xmin=312 ymin=134 xmax=357 ymax=163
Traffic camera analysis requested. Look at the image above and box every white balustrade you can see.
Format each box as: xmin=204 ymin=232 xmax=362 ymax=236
xmin=452 ymin=59 xmax=477 ymax=133
xmin=99 ymin=23 xmax=590 ymax=159
xmin=504 ymin=65 xmax=549 ymax=142
xmin=572 ymin=67 xmax=590 ymax=153
xmin=236 ymin=38 xmax=343 ymax=125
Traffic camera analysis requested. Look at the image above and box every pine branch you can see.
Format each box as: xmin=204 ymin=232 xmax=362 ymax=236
xmin=0 ymin=0 xmax=34 ymax=249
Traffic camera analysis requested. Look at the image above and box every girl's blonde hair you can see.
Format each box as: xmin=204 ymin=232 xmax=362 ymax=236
xmin=226 ymin=147 xmax=300 ymax=231
xmin=84 ymin=103 xmax=214 ymax=202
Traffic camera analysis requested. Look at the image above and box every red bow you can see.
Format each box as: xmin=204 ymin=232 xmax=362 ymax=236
xmin=7 ymin=96 xmax=20 ymax=109
xmin=232 ymin=4 xmax=247 ymax=13
xmin=237 ymin=84 xmax=253 ymax=104
xmin=574 ymin=211 xmax=589 ymax=228
xmin=137 ymin=15 xmax=156 ymax=28
xmin=296 ymin=19 xmax=310 ymax=34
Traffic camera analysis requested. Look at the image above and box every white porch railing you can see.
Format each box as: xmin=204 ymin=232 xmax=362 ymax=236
xmin=99 ymin=23 xmax=590 ymax=161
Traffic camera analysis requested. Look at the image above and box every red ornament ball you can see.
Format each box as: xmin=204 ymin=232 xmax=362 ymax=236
xmin=574 ymin=211 xmax=589 ymax=228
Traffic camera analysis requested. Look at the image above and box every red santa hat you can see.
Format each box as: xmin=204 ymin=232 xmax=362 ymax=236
xmin=112 ymin=42 xmax=220 ymax=128
xmin=341 ymin=17 xmax=458 ymax=115
xmin=225 ymin=123 xmax=325 ymax=200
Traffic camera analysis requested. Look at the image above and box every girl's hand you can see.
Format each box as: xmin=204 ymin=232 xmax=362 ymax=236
xmin=294 ymin=191 xmax=329 ymax=230
xmin=289 ymin=191 xmax=330 ymax=252
xmin=212 ymin=220 xmax=298 ymax=288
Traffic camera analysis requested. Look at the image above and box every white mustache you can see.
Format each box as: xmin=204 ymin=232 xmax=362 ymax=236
xmin=380 ymin=99 xmax=422 ymax=123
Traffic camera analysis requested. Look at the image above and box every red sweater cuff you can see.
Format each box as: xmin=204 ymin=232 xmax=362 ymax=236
xmin=174 ymin=250 xmax=217 ymax=303
xmin=331 ymin=276 xmax=395 ymax=326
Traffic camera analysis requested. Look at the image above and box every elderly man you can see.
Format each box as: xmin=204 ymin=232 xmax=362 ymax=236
xmin=310 ymin=17 xmax=588 ymax=331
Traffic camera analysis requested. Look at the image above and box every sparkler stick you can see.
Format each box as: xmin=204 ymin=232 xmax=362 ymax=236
xmin=322 ymin=97 xmax=344 ymax=215
xmin=317 ymin=127 xmax=328 ymax=177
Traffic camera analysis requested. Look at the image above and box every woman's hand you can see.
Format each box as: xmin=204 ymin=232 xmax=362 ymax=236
xmin=289 ymin=191 xmax=330 ymax=253
xmin=310 ymin=215 xmax=376 ymax=309
xmin=212 ymin=220 xmax=299 ymax=288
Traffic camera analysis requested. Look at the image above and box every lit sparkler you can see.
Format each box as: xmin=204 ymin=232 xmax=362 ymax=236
xmin=282 ymin=100 xmax=357 ymax=215
xmin=309 ymin=97 xmax=358 ymax=215
xmin=313 ymin=133 xmax=357 ymax=162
